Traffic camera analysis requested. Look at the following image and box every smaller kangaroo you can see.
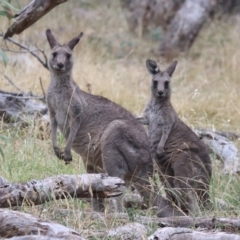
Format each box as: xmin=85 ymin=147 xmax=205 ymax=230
xmin=137 ymin=60 xmax=212 ymax=215
xmin=45 ymin=29 xmax=168 ymax=214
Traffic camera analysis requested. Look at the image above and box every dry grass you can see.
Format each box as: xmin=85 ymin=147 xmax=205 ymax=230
xmin=1 ymin=0 xmax=240 ymax=238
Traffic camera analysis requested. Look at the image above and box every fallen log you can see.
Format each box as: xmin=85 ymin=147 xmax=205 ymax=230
xmin=0 ymin=209 xmax=85 ymax=239
xmin=0 ymin=173 xmax=125 ymax=208
xmin=157 ymin=216 xmax=240 ymax=233
xmin=0 ymin=176 xmax=8 ymax=186
xmin=107 ymin=222 xmax=147 ymax=239
xmin=87 ymin=213 xmax=240 ymax=233
xmin=0 ymin=90 xmax=48 ymax=127
xmin=148 ymin=227 xmax=240 ymax=240
xmin=4 ymin=0 xmax=68 ymax=39
xmin=195 ymin=129 xmax=240 ymax=175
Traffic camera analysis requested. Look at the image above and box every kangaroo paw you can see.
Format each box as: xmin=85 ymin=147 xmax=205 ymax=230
xmin=54 ymin=146 xmax=64 ymax=160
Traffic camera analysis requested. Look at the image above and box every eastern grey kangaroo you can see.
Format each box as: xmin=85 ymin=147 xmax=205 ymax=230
xmin=137 ymin=60 xmax=212 ymax=215
xmin=45 ymin=29 xmax=180 ymax=215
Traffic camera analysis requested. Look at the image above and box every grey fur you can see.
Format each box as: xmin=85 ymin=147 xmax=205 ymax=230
xmin=137 ymin=60 xmax=212 ymax=216
xmin=45 ymin=29 xmax=179 ymax=215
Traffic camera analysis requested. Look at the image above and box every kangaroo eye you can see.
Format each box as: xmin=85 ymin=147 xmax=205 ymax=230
xmin=52 ymin=52 xmax=57 ymax=58
xmin=153 ymin=80 xmax=158 ymax=88
xmin=164 ymin=81 xmax=169 ymax=89
xmin=66 ymin=53 xmax=71 ymax=59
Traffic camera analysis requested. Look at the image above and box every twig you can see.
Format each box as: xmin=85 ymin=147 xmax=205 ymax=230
xmin=1 ymin=48 xmax=42 ymax=54
xmin=3 ymin=74 xmax=23 ymax=92
xmin=39 ymin=77 xmax=46 ymax=102
xmin=0 ymin=33 xmax=49 ymax=70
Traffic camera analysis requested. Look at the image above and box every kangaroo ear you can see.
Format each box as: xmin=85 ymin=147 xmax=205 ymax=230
xmin=46 ymin=29 xmax=58 ymax=49
xmin=146 ymin=59 xmax=160 ymax=75
xmin=166 ymin=60 xmax=178 ymax=77
xmin=67 ymin=32 xmax=84 ymax=51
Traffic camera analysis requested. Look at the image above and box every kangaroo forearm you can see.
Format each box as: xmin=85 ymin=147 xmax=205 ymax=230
xmin=158 ymin=134 xmax=168 ymax=148
xmin=50 ymin=119 xmax=58 ymax=148
xmin=136 ymin=117 xmax=149 ymax=125
xmin=159 ymin=124 xmax=173 ymax=148
xmin=64 ymin=121 xmax=80 ymax=152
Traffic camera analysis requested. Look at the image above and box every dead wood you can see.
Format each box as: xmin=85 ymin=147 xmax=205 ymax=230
xmin=7 ymin=237 xmax=83 ymax=240
xmin=157 ymin=216 xmax=240 ymax=233
xmin=107 ymin=222 xmax=147 ymax=239
xmin=0 ymin=89 xmax=48 ymax=128
xmin=0 ymin=33 xmax=49 ymax=70
xmin=0 ymin=173 xmax=125 ymax=208
xmin=0 ymin=209 xmax=85 ymax=239
xmin=87 ymin=213 xmax=240 ymax=233
xmin=196 ymin=129 xmax=240 ymax=175
xmin=148 ymin=227 xmax=240 ymax=240
xmin=4 ymin=0 xmax=68 ymax=39
xmin=0 ymin=176 xmax=8 ymax=186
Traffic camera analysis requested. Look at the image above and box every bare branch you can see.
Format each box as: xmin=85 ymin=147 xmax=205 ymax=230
xmin=4 ymin=0 xmax=68 ymax=39
xmin=39 ymin=77 xmax=46 ymax=102
xmin=3 ymin=74 xmax=23 ymax=92
xmin=0 ymin=33 xmax=49 ymax=70
xmin=0 ymin=209 xmax=85 ymax=239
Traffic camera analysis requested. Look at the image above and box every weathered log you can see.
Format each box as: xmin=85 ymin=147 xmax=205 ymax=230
xmin=7 ymin=237 xmax=82 ymax=240
xmin=107 ymin=222 xmax=147 ymax=239
xmin=195 ymin=129 xmax=240 ymax=175
xmin=0 ymin=209 xmax=85 ymax=239
xmin=148 ymin=227 xmax=240 ymax=240
xmin=4 ymin=0 xmax=68 ymax=39
xmin=0 ymin=90 xmax=48 ymax=127
xmin=87 ymin=213 xmax=240 ymax=233
xmin=0 ymin=176 xmax=8 ymax=186
xmin=0 ymin=174 xmax=125 ymax=208
xmin=159 ymin=0 xmax=215 ymax=56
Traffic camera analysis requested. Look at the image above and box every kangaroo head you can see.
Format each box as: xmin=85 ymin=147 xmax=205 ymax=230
xmin=46 ymin=29 xmax=83 ymax=75
xmin=146 ymin=59 xmax=178 ymax=99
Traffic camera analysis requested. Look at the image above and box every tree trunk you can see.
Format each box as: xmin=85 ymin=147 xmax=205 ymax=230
xmin=0 ymin=173 xmax=125 ymax=208
xmin=4 ymin=0 xmax=68 ymax=39
xmin=148 ymin=227 xmax=240 ymax=240
xmin=0 ymin=209 xmax=85 ymax=239
xmin=159 ymin=0 xmax=215 ymax=56
xmin=120 ymin=0 xmax=184 ymax=35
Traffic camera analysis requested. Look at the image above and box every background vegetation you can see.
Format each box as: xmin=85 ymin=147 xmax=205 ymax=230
xmin=0 ymin=0 xmax=240 ymax=238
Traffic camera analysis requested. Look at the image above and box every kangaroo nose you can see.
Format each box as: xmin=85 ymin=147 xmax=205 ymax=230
xmin=57 ymin=63 xmax=64 ymax=69
xmin=158 ymin=91 xmax=164 ymax=96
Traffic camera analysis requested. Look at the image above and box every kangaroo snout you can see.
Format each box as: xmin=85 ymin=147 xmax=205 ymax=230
xmin=157 ymin=90 xmax=164 ymax=97
xmin=57 ymin=62 xmax=64 ymax=69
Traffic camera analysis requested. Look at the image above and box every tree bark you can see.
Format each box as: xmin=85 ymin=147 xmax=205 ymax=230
xmin=148 ymin=227 xmax=240 ymax=240
xmin=0 ymin=209 xmax=85 ymax=239
xmin=0 ymin=174 xmax=125 ymax=208
xmin=159 ymin=0 xmax=215 ymax=56
xmin=4 ymin=0 xmax=68 ymax=39
xmin=120 ymin=0 xmax=184 ymax=35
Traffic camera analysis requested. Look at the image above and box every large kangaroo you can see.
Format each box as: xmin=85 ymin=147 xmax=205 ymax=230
xmin=137 ymin=60 xmax=212 ymax=215
xmin=45 ymin=29 xmax=180 ymax=215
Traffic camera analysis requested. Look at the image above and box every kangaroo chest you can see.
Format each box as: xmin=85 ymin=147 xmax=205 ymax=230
xmin=47 ymin=90 xmax=74 ymax=133
xmin=147 ymin=107 xmax=165 ymax=135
